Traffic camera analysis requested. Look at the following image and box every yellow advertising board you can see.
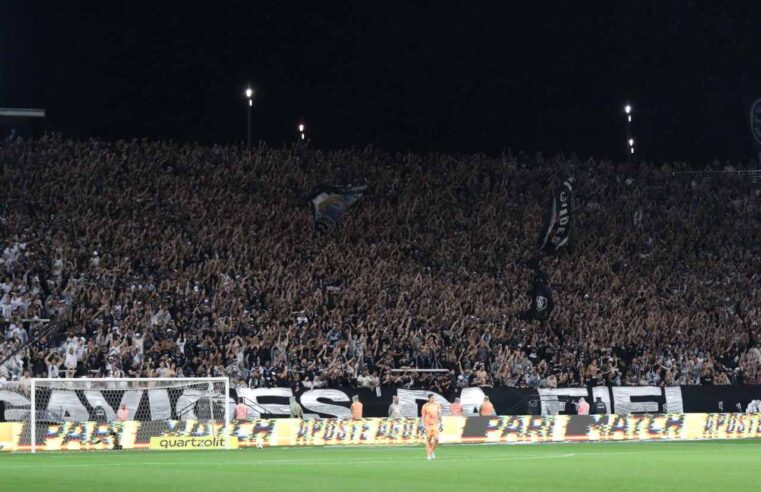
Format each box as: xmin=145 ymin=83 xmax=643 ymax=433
xmin=0 ymin=422 xmax=23 ymax=451
xmin=3 ymin=413 xmax=761 ymax=452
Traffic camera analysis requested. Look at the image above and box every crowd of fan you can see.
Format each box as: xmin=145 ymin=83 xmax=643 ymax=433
xmin=1 ymin=135 xmax=760 ymax=397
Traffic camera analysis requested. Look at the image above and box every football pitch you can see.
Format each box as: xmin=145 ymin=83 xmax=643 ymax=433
xmin=1 ymin=440 xmax=760 ymax=492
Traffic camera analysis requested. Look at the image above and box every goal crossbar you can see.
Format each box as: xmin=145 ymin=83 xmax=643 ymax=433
xmin=31 ymin=377 xmax=227 ymax=383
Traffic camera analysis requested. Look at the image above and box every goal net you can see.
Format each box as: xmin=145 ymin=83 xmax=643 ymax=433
xmin=28 ymin=378 xmax=230 ymax=452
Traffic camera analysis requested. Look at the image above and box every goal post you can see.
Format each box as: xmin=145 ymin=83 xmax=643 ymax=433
xmin=28 ymin=377 xmax=231 ymax=452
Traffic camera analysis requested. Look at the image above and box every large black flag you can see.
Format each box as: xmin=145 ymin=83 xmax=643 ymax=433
xmin=537 ymin=177 xmax=574 ymax=255
xmin=521 ymin=270 xmax=554 ymax=322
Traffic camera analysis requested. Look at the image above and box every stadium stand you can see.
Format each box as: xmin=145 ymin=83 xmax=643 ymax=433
xmin=1 ymin=136 xmax=760 ymax=393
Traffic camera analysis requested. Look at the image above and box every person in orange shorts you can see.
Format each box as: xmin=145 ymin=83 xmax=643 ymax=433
xmin=351 ymin=395 xmax=363 ymax=419
xmin=421 ymin=393 xmax=442 ymax=460
xmin=450 ymin=397 xmax=463 ymax=416
xmin=479 ymin=395 xmax=495 ymax=416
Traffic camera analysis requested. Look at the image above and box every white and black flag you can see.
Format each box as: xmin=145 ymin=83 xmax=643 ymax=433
xmin=309 ymin=184 xmax=367 ymax=230
xmin=538 ymin=177 xmax=574 ymax=255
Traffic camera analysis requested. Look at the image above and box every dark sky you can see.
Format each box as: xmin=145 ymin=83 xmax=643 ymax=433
xmin=2 ymin=0 xmax=761 ymax=161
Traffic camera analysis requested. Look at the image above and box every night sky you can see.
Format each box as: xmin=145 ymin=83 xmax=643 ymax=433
xmin=2 ymin=1 xmax=761 ymax=162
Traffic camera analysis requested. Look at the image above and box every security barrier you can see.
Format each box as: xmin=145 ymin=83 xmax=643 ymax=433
xmin=5 ymin=385 xmax=761 ymax=421
xmin=1 ymin=413 xmax=760 ymax=452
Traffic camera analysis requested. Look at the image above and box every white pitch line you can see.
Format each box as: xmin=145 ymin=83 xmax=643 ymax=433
xmin=4 ymin=440 xmax=760 ymax=464
xmin=0 ymin=453 xmax=575 ymax=470
xmin=8 ymin=439 xmax=761 ymax=458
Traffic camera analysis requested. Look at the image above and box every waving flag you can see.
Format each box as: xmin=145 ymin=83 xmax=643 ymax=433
xmin=751 ymin=99 xmax=761 ymax=147
xmin=752 ymin=98 xmax=761 ymax=163
xmin=538 ymin=177 xmax=574 ymax=255
xmin=310 ymin=185 xmax=367 ymax=229
xmin=529 ymin=272 xmax=554 ymax=321
xmin=519 ymin=269 xmax=554 ymax=322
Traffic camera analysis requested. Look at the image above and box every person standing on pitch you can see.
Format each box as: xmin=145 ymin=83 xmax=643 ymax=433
xmin=235 ymin=398 xmax=249 ymax=421
xmin=450 ymin=398 xmax=462 ymax=416
xmin=592 ymin=397 xmax=607 ymax=415
xmin=388 ymin=395 xmax=402 ymax=418
xmin=576 ymin=397 xmax=590 ymax=415
xmin=479 ymin=396 xmax=495 ymax=416
xmin=351 ymin=395 xmax=363 ymax=419
xmin=289 ymin=396 xmax=303 ymax=418
xmin=422 ymin=393 xmax=441 ymax=460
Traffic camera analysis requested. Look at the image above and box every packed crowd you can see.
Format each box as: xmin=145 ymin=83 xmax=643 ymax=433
xmin=1 ymin=136 xmax=760 ymax=396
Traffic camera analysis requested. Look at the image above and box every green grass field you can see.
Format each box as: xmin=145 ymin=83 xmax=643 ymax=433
xmin=2 ymin=440 xmax=760 ymax=491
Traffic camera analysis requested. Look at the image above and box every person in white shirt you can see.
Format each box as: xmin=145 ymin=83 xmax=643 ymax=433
xmin=132 ymin=332 xmax=144 ymax=353
xmin=63 ymin=336 xmax=76 ymax=352
xmin=157 ymin=361 xmax=170 ymax=378
xmin=0 ymin=278 xmax=12 ymax=294
xmin=106 ymin=352 xmax=125 ymax=376
xmin=150 ymin=307 xmax=171 ymax=328
xmin=64 ymin=347 xmax=78 ymax=378
xmin=2 ymin=244 xmax=20 ymax=265
xmin=1 ymin=294 xmax=12 ymax=321
xmin=45 ymin=352 xmax=61 ymax=378
xmin=7 ymin=321 xmax=27 ymax=344
xmin=4 ymin=353 xmax=23 ymax=380
xmin=356 ymin=369 xmax=373 ymax=388
xmin=19 ymin=370 xmax=31 ymax=394
xmin=75 ymin=338 xmax=87 ymax=361
xmin=746 ymin=400 xmax=761 ymax=414
xmin=369 ymin=372 xmax=381 ymax=388
xmin=176 ymin=334 xmax=186 ymax=354
xmin=10 ymin=293 xmax=27 ymax=317
xmin=302 ymin=374 xmax=324 ymax=389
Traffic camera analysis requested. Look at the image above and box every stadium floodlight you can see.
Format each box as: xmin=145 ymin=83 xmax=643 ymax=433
xmin=245 ymin=86 xmax=254 ymax=148
xmin=624 ymin=102 xmax=635 ymax=159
